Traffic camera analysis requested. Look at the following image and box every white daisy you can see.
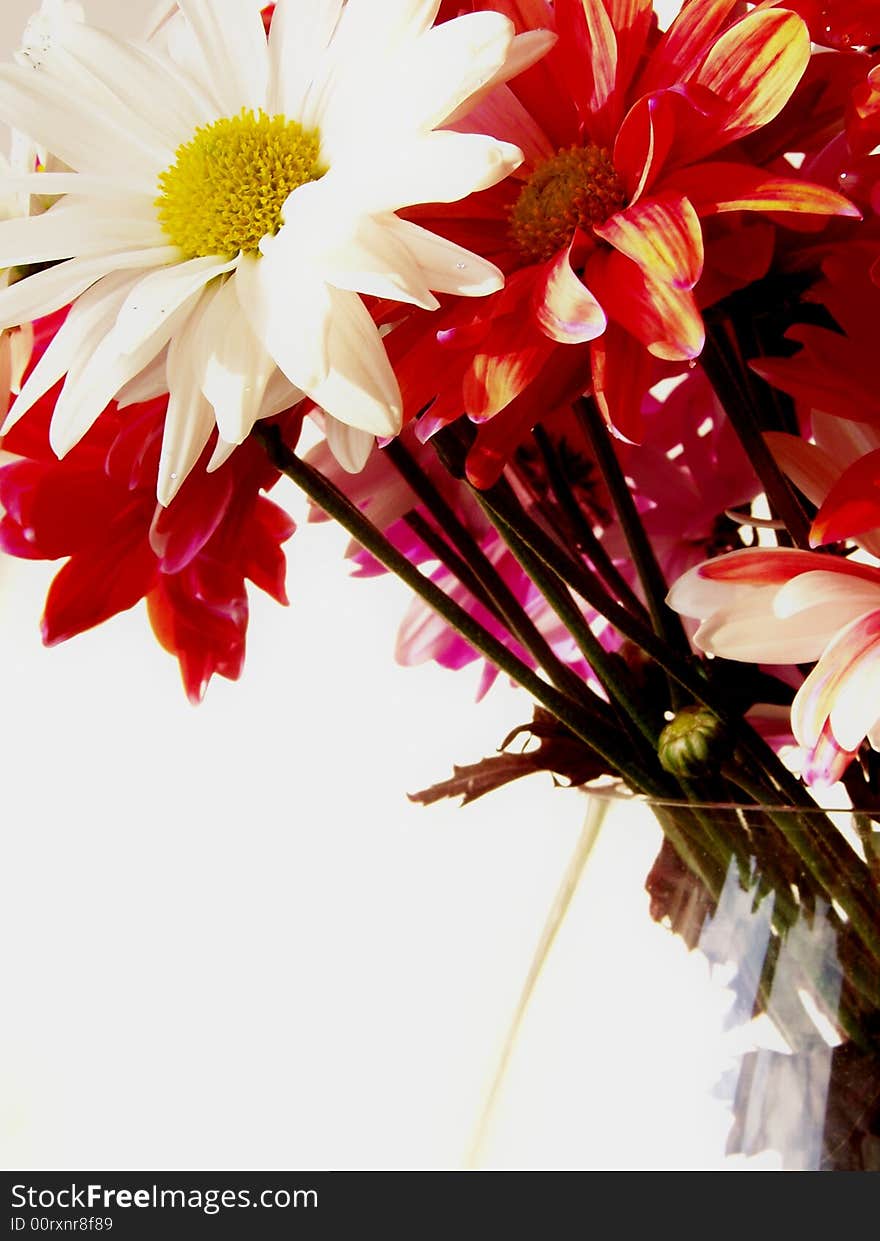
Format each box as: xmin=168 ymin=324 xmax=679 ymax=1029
xmin=0 ymin=0 xmax=533 ymax=502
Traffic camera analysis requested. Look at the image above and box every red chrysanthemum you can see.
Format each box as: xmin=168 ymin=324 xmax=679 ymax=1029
xmin=0 ymin=314 xmax=297 ymax=703
xmin=394 ymin=0 xmax=859 ymax=486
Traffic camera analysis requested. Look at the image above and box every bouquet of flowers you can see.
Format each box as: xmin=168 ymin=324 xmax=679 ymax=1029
xmin=2 ymin=0 xmax=880 ymax=1169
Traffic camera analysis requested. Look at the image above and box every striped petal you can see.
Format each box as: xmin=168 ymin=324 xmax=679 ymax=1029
xmin=587 ymin=247 xmax=704 ymax=362
xmin=636 ymin=0 xmax=742 ymax=95
xmin=657 ymin=162 xmax=861 ymax=219
xmin=534 ymin=243 xmax=607 ymax=344
xmin=693 ymin=10 xmax=810 ymax=145
xmin=594 ymin=193 xmax=703 ymax=290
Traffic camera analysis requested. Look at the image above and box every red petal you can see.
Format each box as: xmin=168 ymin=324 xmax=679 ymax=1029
xmin=636 ymin=0 xmax=742 ymax=94
xmin=553 ymin=0 xmax=619 ymax=145
xmin=533 ymin=243 xmax=607 ymax=343
xmin=811 ymin=450 xmax=880 ymax=546
xmin=752 ymin=325 xmax=880 ymax=422
xmin=42 ymin=516 xmax=157 ymax=645
xmin=465 ymin=340 xmax=592 ymax=487
xmin=0 ymin=457 xmax=142 ymax=559
xmin=657 ymin=161 xmax=861 ymax=219
xmin=604 ymin=1 xmax=654 ymax=101
xmin=147 ymin=571 xmax=247 ymax=705
xmin=594 ymin=192 xmax=703 ymax=289
xmin=613 ymin=83 xmax=725 ymax=199
xmin=693 ymin=10 xmax=810 ymax=146
xmin=587 ymin=247 xmax=705 ymax=362
xmin=461 ymin=271 xmax=557 ymax=419
xmin=241 ymin=496 xmax=296 ymax=604
xmin=696 ymin=216 xmax=775 ymax=307
xmin=589 ymin=322 xmax=662 ymax=443
xmin=698 ymin=546 xmax=880 ymax=585
xmin=149 ymin=460 xmax=234 ymax=574
xmin=0 ymin=514 xmax=45 ymax=559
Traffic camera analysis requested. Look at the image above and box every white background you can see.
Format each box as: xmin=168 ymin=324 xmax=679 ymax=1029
xmin=0 ymin=0 xmax=742 ymax=1172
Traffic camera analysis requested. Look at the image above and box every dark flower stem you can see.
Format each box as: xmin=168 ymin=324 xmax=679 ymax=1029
xmin=531 ymin=424 xmax=650 ymax=620
xmin=255 ymin=425 xmax=657 ymax=793
xmin=701 ymin=318 xmax=812 ymax=549
xmin=384 ymin=439 xmax=597 ymax=708
xmin=474 ymin=490 xmax=668 ymax=762
xmin=401 ymin=512 xmax=503 ymax=620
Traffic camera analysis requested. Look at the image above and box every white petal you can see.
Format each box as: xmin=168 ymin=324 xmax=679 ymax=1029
xmin=1 ymin=268 xmax=137 ymax=432
xmin=774 ymin=571 xmax=880 ymax=623
xmin=0 ymin=64 xmax=167 ymax=185
xmin=111 ymin=254 xmax=238 ymax=354
xmin=257 ymin=367 xmax=305 ymax=420
xmin=324 ymin=415 xmax=374 ymax=473
xmin=694 ymin=606 xmax=832 ymax=664
xmin=156 ymin=289 xmax=217 ymax=503
xmin=370 ymin=12 xmax=517 ymax=134
xmin=234 ymin=250 xmax=331 ymax=391
xmin=0 ymin=246 xmax=179 ymax=330
xmin=321 ymin=213 xmax=438 ymax=309
xmin=0 ymin=171 xmax=148 ymax=198
xmin=338 ymin=130 xmax=522 ymax=213
xmin=19 ymin=22 xmax=184 ymax=159
xmin=49 ymin=285 xmax=200 ymax=458
xmin=331 ymin=0 xmax=441 ymax=51
xmin=829 ymin=649 xmax=880 ymax=751
xmin=0 ymin=200 xmax=165 ymax=267
xmin=176 ymin=0 xmax=269 ymax=113
xmin=206 ymin=436 xmax=238 ymax=472
xmin=114 ymin=349 xmax=169 ymax=407
xmin=267 ymin=0 xmax=343 ymax=119
xmin=383 ymin=217 xmax=504 ymax=297
xmin=307 ymin=287 xmax=401 ymax=436
xmin=443 ymin=29 xmax=557 ymax=126
xmin=46 ymin=23 xmax=211 ymax=149
xmin=197 ymin=276 xmax=276 ymax=444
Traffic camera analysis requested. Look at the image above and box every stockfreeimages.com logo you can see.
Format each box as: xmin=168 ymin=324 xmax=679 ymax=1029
xmin=11 ymin=1183 xmax=318 ymax=1217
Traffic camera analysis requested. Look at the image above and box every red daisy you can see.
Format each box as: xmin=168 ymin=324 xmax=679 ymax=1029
xmin=394 ymin=0 xmax=859 ymax=486
xmin=0 ymin=316 xmax=296 ymax=703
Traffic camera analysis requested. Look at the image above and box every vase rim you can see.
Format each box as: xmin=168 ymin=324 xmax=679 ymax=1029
xmin=582 ymin=781 xmax=858 ymax=816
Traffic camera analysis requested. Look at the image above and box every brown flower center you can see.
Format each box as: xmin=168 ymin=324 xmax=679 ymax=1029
xmin=509 ymin=144 xmax=627 ymax=264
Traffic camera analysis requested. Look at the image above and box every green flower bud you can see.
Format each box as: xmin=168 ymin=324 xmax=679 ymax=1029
xmin=658 ymin=707 xmax=728 ymax=778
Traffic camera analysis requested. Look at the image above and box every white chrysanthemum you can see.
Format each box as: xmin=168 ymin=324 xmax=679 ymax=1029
xmin=0 ymin=0 xmax=530 ymax=501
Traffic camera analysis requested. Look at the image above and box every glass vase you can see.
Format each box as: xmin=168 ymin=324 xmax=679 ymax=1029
xmin=472 ymin=792 xmax=880 ymax=1171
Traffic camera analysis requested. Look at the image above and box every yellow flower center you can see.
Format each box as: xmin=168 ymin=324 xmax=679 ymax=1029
xmin=509 ymin=144 xmax=627 ymax=264
xmin=155 ymin=108 xmax=325 ymax=260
